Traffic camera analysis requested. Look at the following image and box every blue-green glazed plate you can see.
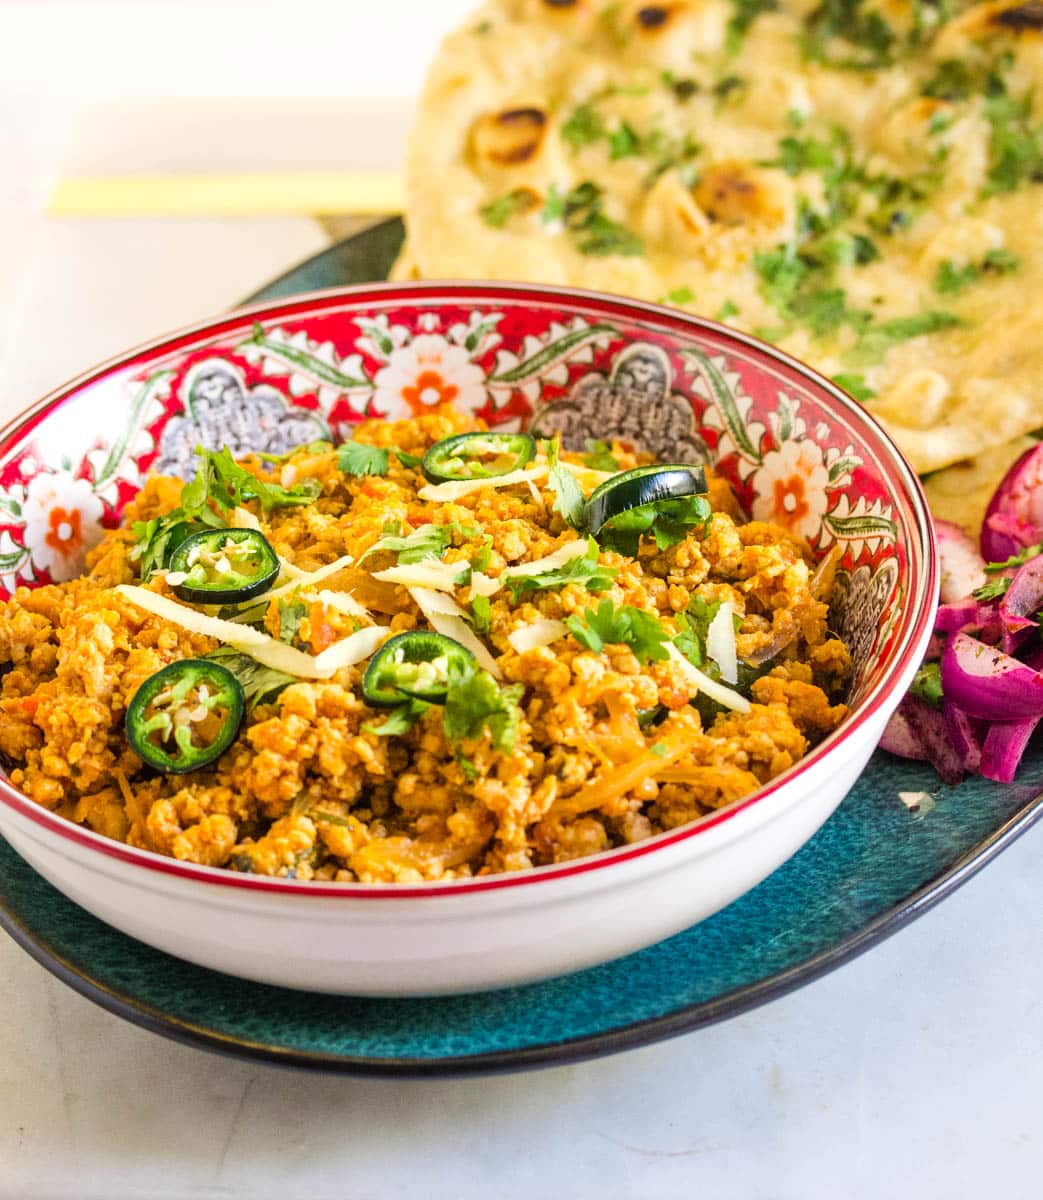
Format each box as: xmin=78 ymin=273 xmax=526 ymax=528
xmin=2 ymin=219 xmax=1041 ymax=1077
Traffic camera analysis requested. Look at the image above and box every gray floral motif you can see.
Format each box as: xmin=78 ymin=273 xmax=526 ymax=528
xmin=830 ymin=558 xmax=900 ymax=689
xmin=528 ymin=342 xmax=709 ymax=464
xmin=152 ymin=358 xmax=329 ymax=480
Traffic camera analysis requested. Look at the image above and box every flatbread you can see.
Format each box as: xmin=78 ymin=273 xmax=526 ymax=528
xmin=397 ymin=0 xmax=1043 ymax=485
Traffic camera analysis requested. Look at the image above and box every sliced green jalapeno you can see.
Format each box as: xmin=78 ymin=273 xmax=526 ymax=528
xmin=362 ymin=631 xmax=475 ymax=707
xmin=422 ymin=432 xmax=536 ymax=484
xmin=166 ymin=528 xmax=279 ymax=604
xmin=586 ymin=465 xmax=709 ymax=554
xmin=126 ymin=659 xmax=245 ymax=773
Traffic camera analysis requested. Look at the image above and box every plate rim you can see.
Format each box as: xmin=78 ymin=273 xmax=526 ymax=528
xmin=0 ymin=220 xmax=1027 ymax=1076
xmin=3 ymin=785 xmax=1042 ymax=1077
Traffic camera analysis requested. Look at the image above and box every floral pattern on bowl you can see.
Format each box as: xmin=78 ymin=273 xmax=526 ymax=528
xmin=0 ymin=285 xmax=920 ymax=699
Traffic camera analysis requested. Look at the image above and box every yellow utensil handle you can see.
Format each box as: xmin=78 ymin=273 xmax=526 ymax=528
xmin=49 ymin=172 xmax=404 ymax=216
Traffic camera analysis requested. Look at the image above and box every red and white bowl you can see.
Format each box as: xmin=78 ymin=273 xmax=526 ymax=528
xmin=0 ymin=283 xmax=937 ymax=995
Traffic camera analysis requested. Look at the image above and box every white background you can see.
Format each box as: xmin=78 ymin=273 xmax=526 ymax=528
xmin=1 ymin=2 xmax=1042 ymax=1196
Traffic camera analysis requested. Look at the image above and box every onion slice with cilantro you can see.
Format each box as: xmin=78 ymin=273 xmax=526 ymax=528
xmin=997 ymin=555 xmax=1043 ymax=655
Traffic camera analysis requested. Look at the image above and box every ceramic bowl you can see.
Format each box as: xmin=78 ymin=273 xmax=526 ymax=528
xmin=0 ymin=283 xmax=937 ymax=996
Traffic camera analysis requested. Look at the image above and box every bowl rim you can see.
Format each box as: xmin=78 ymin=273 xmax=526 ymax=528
xmin=0 ymin=279 xmax=938 ymax=899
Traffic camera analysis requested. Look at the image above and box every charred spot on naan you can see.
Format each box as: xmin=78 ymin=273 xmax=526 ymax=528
xmin=641 ymin=165 xmax=794 ymax=265
xmin=692 ymin=161 xmax=791 ymax=229
xmin=471 ymin=107 xmax=550 ymax=168
xmin=937 ymin=0 xmax=1043 ymax=41
xmin=985 ymin=0 xmax=1043 ymax=32
xmin=618 ymin=0 xmax=728 ymax=58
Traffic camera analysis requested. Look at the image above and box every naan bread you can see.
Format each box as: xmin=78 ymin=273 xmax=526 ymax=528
xmin=397 ymin=0 xmax=1043 ymax=491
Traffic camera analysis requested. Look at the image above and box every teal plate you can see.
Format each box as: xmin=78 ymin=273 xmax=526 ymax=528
xmin=2 ymin=219 xmax=1042 ymax=1076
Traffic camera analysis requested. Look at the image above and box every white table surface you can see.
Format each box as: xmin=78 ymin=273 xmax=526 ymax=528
xmin=1 ymin=4 xmax=1042 ymax=1196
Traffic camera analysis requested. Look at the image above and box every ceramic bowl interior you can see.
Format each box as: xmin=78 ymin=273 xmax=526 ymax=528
xmin=0 ymin=282 xmax=935 ymax=894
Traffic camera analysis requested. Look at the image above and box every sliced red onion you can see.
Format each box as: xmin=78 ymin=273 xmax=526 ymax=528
xmin=980 ymin=717 xmax=1040 ymax=784
xmin=880 ymin=696 xmax=963 ymax=784
xmin=998 ymin=554 xmax=1043 ymax=655
xmin=934 ymin=597 xmax=1000 ymax=639
xmin=941 ymin=632 xmax=1043 ymax=721
xmin=943 ymin=705 xmax=984 ymax=775
xmin=879 ymin=705 xmax=923 ymax=761
xmin=935 ymin=519 xmax=987 ymax=603
xmin=981 ymin=445 xmax=1043 ymax=562
xmin=900 ymin=696 xmax=964 ymax=785
xmin=924 ymin=633 xmax=946 ymax=662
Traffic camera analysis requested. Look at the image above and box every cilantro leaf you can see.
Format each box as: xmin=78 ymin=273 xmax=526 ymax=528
xmin=773 ymin=134 xmax=839 ymax=177
xmin=542 ymin=438 xmax=586 ymax=529
xmin=188 ymin=446 xmax=321 ymax=514
xmin=982 ymin=90 xmax=1043 ymax=196
xmin=442 ymin=658 xmax=524 ymax=755
xmin=132 ymin=513 xmax=218 ymax=582
xmin=801 ymin=0 xmax=895 ymax=70
xmin=848 ymin=311 xmax=962 ymax=366
xmin=908 ymin=661 xmax=943 ymax=708
xmin=935 ymin=249 xmax=1020 ymax=296
xmin=561 ymin=103 xmax=606 ymax=149
xmin=598 ymin=494 xmax=712 ymax=557
xmin=673 ymin=596 xmax=724 ymax=669
xmin=565 ymin=599 xmax=670 ymax=664
xmin=363 ymin=700 xmax=430 ymax=737
xmin=983 ymin=247 xmax=1021 ymax=274
xmin=983 ymin=543 xmax=1043 ymax=574
xmin=394 ymin=447 xmax=424 ymax=469
xmin=359 ymin=521 xmax=454 ymax=565
xmin=921 ymin=59 xmax=978 ymax=103
xmin=726 ymin=0 xmax=778 ymax=53
xmin=831 ymin=373 xmax=876 ymax=402
xmin=934 ymin=260 xmax=979 ymax=296
xmin=204 ymin=646 xmax=296 ymax=711
xmin=479 ymin=189 xmax=536 ymax=228
xmin=132 ymin=443 xmax=317 ymax=580
xmin=337 ymin=441 xmax=389 ymax=478
xmin=277 ymin=597 xmax=307 ymax=645
xmin=581 ymin=439 xmax=620 ymax=471
xmin=548 ymin=181 xmax=644 ymax=257
xmin=503 ymin=537 xmax=617 ymax=601
xmin=608 ymin=121 xmax=642 ymax=160
xmin=470 ymin=594 xmax=492 ymax=634
xmin=972 ymin=576 xmax=1011 ymax=602
xmin=662 ymin=286 xmax=695 ymax=306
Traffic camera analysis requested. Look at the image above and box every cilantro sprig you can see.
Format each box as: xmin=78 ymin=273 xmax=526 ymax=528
xmin=566 ymin=600 xmax=670 ymax=665
xmin=443 ymin=658 xmax=524 ymax=759
xmin=503 ymin=537 xmax=617 ymax=602
xmin=581 ymin=440 xmax=620 ymax=472
xmin=364 ymin=652 xmax=523 ymax=762
xmin=359 ymin=521 xmax=454 ymax=565
xmin=337 ymin=441 xmax=389 ymax=478
xmin=479 ymin=189 xmax=537 ymax=228
xmin=934 ymin=249 xmax=1020 ymax=296
xmin=598 ymin=493 xmax=712 ymax=557
xmin=542 ymin=182 xmax=643 ymax=257
xmin=542 ymin=437 xmax=586 ymax=529
xmin=982 ymin=543 xmax=1043 ymax=574
xmin=133 ymin=444 xmax=318 ymax=581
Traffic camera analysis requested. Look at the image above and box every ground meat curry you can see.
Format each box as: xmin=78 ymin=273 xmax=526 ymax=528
xmin=0 ymin=407 xmax=850 ymax=882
